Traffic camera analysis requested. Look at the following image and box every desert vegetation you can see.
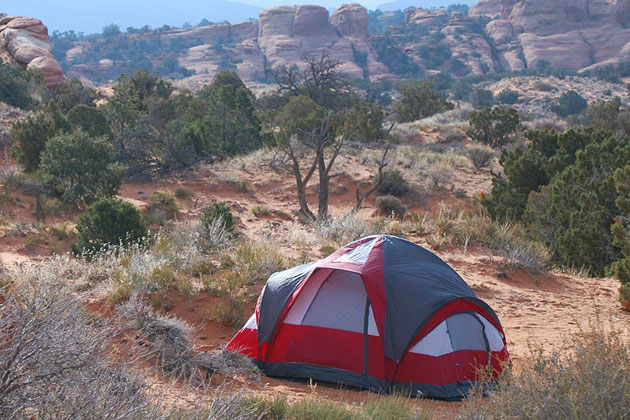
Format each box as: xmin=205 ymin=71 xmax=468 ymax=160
xmin=2 ymin=17 xmax=630 ymax=417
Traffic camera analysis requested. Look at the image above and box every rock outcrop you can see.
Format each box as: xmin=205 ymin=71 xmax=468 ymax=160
xmin=58 ymin=1 xmax=630 ymax=86
xmin=65 ymin=3 xmax=391 ymax=86
xmin=0 ymin=16 xmax=65 ymax=88
xmin=473 ymin=0 xmax=630 ymax=72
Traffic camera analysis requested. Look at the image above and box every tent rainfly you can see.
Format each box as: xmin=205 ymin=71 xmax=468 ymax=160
xmin=227 ymin=235 xmax=509 ymax=399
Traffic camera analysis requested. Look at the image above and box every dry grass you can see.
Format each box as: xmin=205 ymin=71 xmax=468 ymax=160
xmin=246 ymin=392 xmax=432 ymax=420
xmin=0 ymin=273 xmax=265 ymax=419
xmin=415 ymin=208 xmax=551 ymax=273
xmin=460 ymin=320 xmax=630 ymax=419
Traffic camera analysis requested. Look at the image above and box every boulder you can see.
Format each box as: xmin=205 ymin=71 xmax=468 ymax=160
xmin=0 ymin=16 xmax=65 ymax=88
xmin=330 ymin=3 xmax=369 ymax=40
xmin=27 ymin=56 xmax=65 ymax=86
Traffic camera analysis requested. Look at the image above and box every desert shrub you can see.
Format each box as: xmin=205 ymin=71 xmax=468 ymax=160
xmin=251 ymin=205 xmax=271 ymax=217
xmin=317 ymin=213 xmax=376 ymax=248
xmin=145 ymin=192 xmax=178 ymax=224
xmin=470 ymin=88 xmax=494 ymax=109
xmin=0 ymin=279 xmax=152 ymax=419
xmin=120 ymin=298 xmax=195 ymax=376
xmin=198 ymin=217 xmax=235 ymax=252
xmin=201 ymin=201 xmax=236 ymax=238
xmin=436 ymin=209 xmax=551 ymax=272
xmin=619 ymin=282 xmax=630 ymax=310
xmin=174 ymin=186 xmax=195 ymax=200
xmin=536 ymin=81 xmax=556 ymax=92
xmin=72 ymin=198 xmax=149 ymax=256
xmin=426 ymin=163 xmax=453 ymax=189
xmin=376 ymin=169 xmax=411 ymax=197
xmin=460 ymin=322 xmax=630 ymax=420
xmin=319 ymin=244 xmax=337 ymax=257
xmin=227 ymin=241 xmax=285 ymax=285
xmin=496 ymin=88 xmax=520 ymax=105
xmin=9 ymin=103 xmax=70 ymax=172
xmin=237 ymin=180 xmax=250 ymax=193
xmin=466 ymin=143 xmax=496 ymax=170
xmin=376 ymin=195 xmax=407 ymax=219
xmin=444 ymin=127 xmax=466 ymax=142
xmin=67 ymin=104 xmax=111 ymax=137
xmin=209 ymin=276 xmax=249 ymax=327
xmin=393 ymin=80 xmax=454 ymax=123
xmin=345 ymin=101 xmax=385 ymax=142
xmin=40 ymin=129 xmax=126 ymax=203
xmin=0 ymin=58 xmax=41 ymax=110
xmin=48 ymin=222 xmax=74 ymax=241
xmin=551 ymin=90 xmax=588 ymax=118
xmin=466 ymin=107 xmax=520 ymax=149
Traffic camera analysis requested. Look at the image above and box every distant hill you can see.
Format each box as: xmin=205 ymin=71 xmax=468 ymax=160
xmin=3 ymin=0 xmax=261 ymax=33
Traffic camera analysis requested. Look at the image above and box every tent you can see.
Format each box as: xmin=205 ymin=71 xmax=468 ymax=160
xmin=226 ymin=235 xmax=509 ymax=399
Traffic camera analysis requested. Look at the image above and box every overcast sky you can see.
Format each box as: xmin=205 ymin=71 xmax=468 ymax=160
xmin=3 ymin=0 xmax=476 ymax=33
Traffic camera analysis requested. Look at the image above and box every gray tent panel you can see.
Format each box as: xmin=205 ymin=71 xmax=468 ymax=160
xmin=258 ymin=261 xmax=318 ymax=344
xmin=381 ymin=236 xmax=498 ymax=362
xmin=446 ymin=313 xmax=488 ymax=352
xmin=301 ymin=271 xmax=366 ymax=333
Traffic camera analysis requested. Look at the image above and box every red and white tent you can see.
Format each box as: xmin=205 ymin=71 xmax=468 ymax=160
xmin=227 ymin=235 xmax=509 ymax=398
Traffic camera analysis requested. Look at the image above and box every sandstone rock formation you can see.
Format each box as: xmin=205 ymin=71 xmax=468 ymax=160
xmin=58 ymin=1 xmax=630 ymax=87
xmin=0 ymin=16 xmax=65 ymax=88
xmin=472 ymin=0 xmax=630 ymax=72
xmin=122 ymin=3 xmax=389 ymax=86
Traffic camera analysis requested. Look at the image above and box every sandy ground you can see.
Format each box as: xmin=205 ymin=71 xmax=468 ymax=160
xmin=1 ymin=146 xmax=629 ymax=418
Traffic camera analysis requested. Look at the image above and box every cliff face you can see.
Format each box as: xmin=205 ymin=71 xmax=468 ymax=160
xmin=57 ymin=1 xmax=630 ymax=87
xmin=173 ymin=3 xmax=392 ymax=85
xmin=471 ymin=0 xmax=630 ymax=72
xmin=0 ymin=16 xmax=65 ymax=88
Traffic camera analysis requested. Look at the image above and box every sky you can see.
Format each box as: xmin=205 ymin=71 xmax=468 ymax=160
xmin=3 ymin=0 xmax=477 ymax=34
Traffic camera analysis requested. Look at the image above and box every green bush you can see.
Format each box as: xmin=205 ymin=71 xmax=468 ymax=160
xmin=471 ymin=88 xmax=494 ymax=109
xmin=620 ymin=283 xmax=630 ymax=310
xmin=393 ymin=80 xmax=453 ymax=123
xmin=10 ymin=104 xmax=70 ymax=172
xmin=524 ymin=134 xmax=630 ymax=275
xmin=466 ymin=107 xmax=520 ymax=149
xmin=200 ymin=201 xmax=236 ymax=238
xmin=376 ymin=169 xmax=411 ymax=197
xmin=72 ymin=198 xmax=149 ymax=256
xmin=40 ymin=129 xmax=126 ymax=203
xmin=552 ymin=90 xmax=588 ymax=118
xmin=485 ymin=130 xmax=600 ymax=222
xmin=0 ymin=59 xmax=39 ymax=110
xmin=376 ymin=195 xmax=407 ymax=219
xmin=67 ymin=104 xmax=111 ymax=138
xmin=496 ymin=88 xmax=520 ymax=105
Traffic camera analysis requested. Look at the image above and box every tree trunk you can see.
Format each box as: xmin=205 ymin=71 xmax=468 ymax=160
xmin=317 ymin=151 xmax=329 ymax=222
